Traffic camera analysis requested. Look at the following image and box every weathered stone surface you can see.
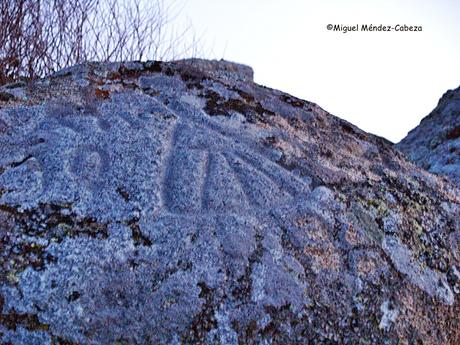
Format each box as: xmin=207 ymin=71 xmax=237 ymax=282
xmin=0 ymin=59 xmax=459 ymax=344
xmin=397 ymin=85 xmax=460 ymax=187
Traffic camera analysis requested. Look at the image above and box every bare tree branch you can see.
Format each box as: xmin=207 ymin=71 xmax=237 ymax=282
xmin=0 ymin=0 xmax=203 ymax=85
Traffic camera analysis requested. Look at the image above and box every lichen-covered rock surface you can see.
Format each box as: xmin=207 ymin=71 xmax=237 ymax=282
xmin=0 ymin=59 xmax=459 ymax=344
xmin=397 ymin=85 xmax=460 ymax=188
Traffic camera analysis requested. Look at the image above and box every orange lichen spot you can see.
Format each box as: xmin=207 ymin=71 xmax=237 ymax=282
xmin=304 ymin=245 xmax=340 ymax=272
xmin=95 ymin=88 xmax=110 ymax=99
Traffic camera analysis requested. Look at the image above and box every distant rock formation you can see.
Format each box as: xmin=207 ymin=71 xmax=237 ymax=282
xmin=0 ymin=60 xmax=459 ymax=344
xmin=397 ymin=86 xmax=460 ymax=187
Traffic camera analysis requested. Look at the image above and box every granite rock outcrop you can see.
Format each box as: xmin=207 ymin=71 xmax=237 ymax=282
xmin=397 ymin=85 xmax=460 ymax=188
xmin=0 ymin=59 xmax=459 ymax=344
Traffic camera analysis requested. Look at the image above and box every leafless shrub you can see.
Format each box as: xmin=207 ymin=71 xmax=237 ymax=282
xmin=0 ymin=0 xmax=201 ymax=85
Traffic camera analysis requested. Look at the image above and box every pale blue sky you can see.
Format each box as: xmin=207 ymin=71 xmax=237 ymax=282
xmin=174 ymin=0 xmax=460 ymax=142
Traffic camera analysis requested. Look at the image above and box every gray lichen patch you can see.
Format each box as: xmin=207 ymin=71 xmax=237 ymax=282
xmin=0 ymin=91 xmax=177 ymax=223
xmin=383 ymin=236 xmax=454 ymax=305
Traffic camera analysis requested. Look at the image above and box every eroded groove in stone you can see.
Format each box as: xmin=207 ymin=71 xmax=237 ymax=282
xmin=202 ymin=153 xmax=249 ymax=212
xmin=162 ymin=147 xmax=207 ymax=213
